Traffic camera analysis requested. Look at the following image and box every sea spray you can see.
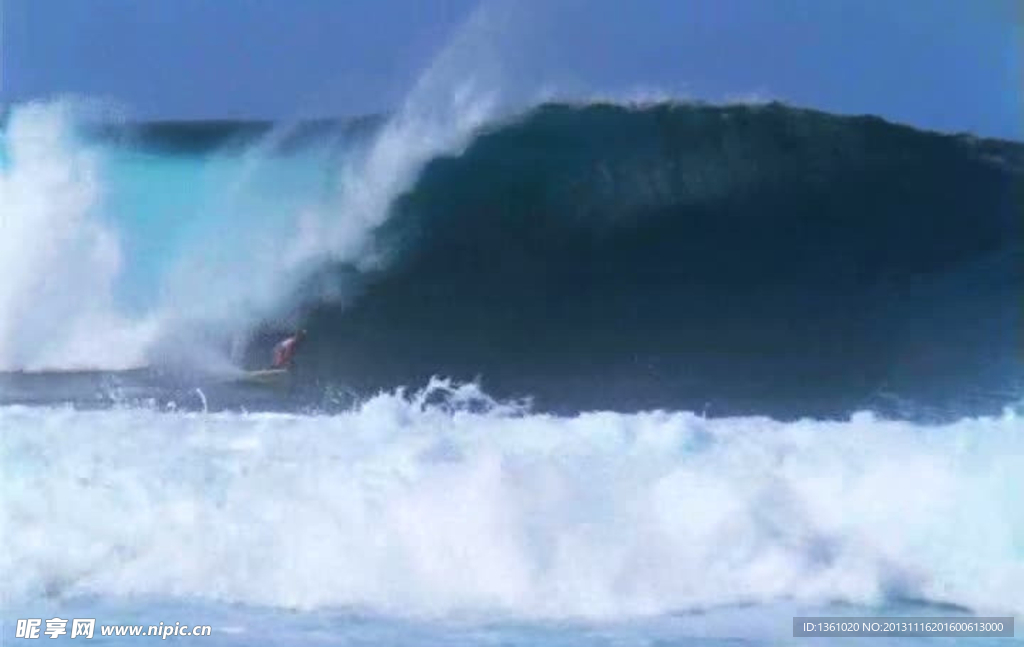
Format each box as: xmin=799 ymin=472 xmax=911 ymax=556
xmin=2 ymin=382 xmax=1022 ymax=617
xmin=0 ymin=103 xmax=157 ymax=370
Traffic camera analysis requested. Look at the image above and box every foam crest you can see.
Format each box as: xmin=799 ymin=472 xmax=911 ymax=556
xmin=146 ymin=5 xmax=508 ymax=339
xmin=279 ymin=5 xmax=506 ymax=282
xmin=2 ymin=387 xmax=1021 ymax=618
xmin=0 ymin=104 xmax=157 ymax=370
xmin=0 ymin=5 xmax=512 ymax=368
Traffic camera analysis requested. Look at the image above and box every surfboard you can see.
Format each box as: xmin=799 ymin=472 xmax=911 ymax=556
xmin=234 ymin=368 xmax=291 ymax=386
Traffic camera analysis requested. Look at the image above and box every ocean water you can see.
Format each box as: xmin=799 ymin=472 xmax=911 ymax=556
xmin=1 ymin=385 xmax=1022 ymax=646
xmin=1 ymin=57 xmax=1022 ymax=647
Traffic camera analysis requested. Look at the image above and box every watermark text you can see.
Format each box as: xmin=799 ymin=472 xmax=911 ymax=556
xmin=15 ymin=619 xmax=212 ymax=640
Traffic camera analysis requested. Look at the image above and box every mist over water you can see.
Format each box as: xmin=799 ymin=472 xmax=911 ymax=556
xmin=0 ymin=105 xmax=158 ymax=370
xmin=0 ymin=2 xmax=527 ymax=375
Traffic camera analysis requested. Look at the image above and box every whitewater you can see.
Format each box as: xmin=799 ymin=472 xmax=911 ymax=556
xmin=2 ymin=384 xmax=1023 ymax=644
xmin=2 ymin=10 xmax=1023 ymax=645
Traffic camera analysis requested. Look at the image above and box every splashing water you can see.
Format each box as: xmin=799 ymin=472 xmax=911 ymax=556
xmin=2 ymin=382 xmax=1022 ymax=618
xmin=0 ymin=104 xmax=158 ymax=370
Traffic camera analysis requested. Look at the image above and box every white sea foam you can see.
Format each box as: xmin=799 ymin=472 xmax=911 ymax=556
xmin=2 ymin=383 xmax=1021 ymax=619
xmin=0 ymin=104 xmax=158 ymax=370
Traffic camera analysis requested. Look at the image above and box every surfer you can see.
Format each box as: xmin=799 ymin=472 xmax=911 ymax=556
xmin=271 ymin=330 xmax=306 ymax=369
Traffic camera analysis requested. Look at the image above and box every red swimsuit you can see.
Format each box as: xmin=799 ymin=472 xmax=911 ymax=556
xmin=272 ymin=337 xmax=298 ymax=368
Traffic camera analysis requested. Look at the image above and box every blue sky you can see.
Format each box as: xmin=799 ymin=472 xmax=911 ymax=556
xmin=2 ymin=0 xmax=1021 ymax=138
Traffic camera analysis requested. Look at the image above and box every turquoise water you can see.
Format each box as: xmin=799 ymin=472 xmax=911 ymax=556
xmin=99 ymin=147 xmax=342 ymax=313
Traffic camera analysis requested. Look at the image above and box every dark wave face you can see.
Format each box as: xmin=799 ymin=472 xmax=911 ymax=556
xmin=270 ymin=102 xmax=1023 ymax=419
xmin=80 ymin=115 xmax=387 ymax=154
xmin=4 ymin=100 xmax=1019 ymax=417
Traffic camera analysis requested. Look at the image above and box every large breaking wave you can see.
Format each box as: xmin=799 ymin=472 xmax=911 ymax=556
xmin=0 ymin=99 xmax=1020 ymax=417
xmin=293 ymin=102 xmax=1023 ymax=417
